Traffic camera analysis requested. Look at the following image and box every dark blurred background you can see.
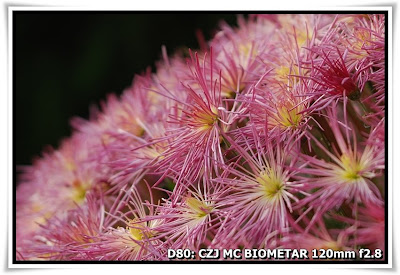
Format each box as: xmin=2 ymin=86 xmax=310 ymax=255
xmin=14 ymin=12 xmax=242 ymax=166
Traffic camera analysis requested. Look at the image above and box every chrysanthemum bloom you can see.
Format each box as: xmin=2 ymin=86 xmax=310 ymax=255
xmin=149 ymin=49 xmax=234 ymax=198
xmin=299 ymin=15 xmax=386 ymax=130
xmin=48 ymin=183 xmax=166 ymax=261
xmin=254 ymin=14 xmax=338 ymax=91
xmin=295 ymin=106 xmax=384 ymax=230
xmin=17 ymin=193 xmax=104 ymax=260
xmin=365 ymin=118 xmax=385 ymax=157
xmin=301 ymin=16 xmax=384 ymax=114
xmin=338 ymin=14 xmax=385 ymax=94
xmin=16 ymin=132 xmax=110 ymax=253
xmin=306 ymin=47 xmax=364 ymax=109
xmin=236 ymin=75 xmax=313 ymax=148
xmin=280 ymin=217 xmax=355 ymax=260
xmin=334 ymin=202 xmax=385 ymax=253
xmin=230 ymin=14 xmax=338 ymax=148
xmin=76 ymin=185 xmax=166 ymax=261
xmin=71 ymin=74 xmax=164 ymax=192
xmin=256 ymin=14 xmax=336 ymax=47
xmin=212 ymin=128 xmax=306 ymax=248
xmin=211 ymin=16 xmax=274 ymax=97
xmin=145 ymin=177 xmax=227 ymax=254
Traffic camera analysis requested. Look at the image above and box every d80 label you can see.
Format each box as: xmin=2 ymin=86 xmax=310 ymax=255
xmin=167 ymin=249 xmax=196 ymax=259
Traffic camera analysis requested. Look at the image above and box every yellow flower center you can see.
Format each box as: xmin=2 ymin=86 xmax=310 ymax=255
xmin=275 ymin=64 xmax=299 ymax=82
xmin=295 ymin=30 xmax=311 ymax=47
xmin=144 ymin=146 xmax=165 ymax=160
xmin=186 ymin=197 xmax=213 ymax=218
xmin=127 ymin=220 xmax=147 ymax=241
xmin=238 ymin=42 xmax=253 ymax=57
xmin=338 ymin=154 xmax=364 ymax=182
xmin=270 ymin=101 xmax=303 ymax=129
xmin=275 ymin=65 xmax=291 ymax=81
xmin=32 ymin=202 xmax=43 ymax=213
xmin=278 ymin=106 xmax=302 ymax=128
xmin=222 ymin=79 xmax=245 ymax=97
xmin=277 ymin=16 xmax=312 ymax=47
xmin=64 ymin=159 xmax=76 ymax=171
xmin=237 ymin=42 xmax=257 ymax=65
xmin=119 ymin=117 xmax=145 ymax=136
xmin=320 ymin=241 xmax=341 ymax=251
xmin=352 ymin=30 xmax=373 ymax=58
xmin=71 ymin=179 xmax=88 ymax=204
xmin=148 ymin=87 xmax=163 ymax=104
xmin=256 ymin=168 xmax=284 ymax=199
xmin=33 ymin=211 xmax=53 ymax=226
xmin=196 ymin=106 xmax=218 ymax=131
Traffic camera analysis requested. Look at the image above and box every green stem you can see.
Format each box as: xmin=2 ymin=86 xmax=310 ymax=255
xmin=346 ymin=101 xmax=370 ymax=134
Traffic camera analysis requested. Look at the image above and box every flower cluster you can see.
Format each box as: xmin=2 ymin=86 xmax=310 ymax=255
xmin=16 ymin=14 xmax=386 ymax=261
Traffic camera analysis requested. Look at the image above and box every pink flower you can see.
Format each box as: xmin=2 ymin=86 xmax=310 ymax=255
xmin=18 ymin=193 xmax=104 ymax=260
xmin=332 ymin=202 xmax=385 ymax=252
xmin=280 ymin=217 xmax=355 ymax=260
xmin=146 ymin=177 xmax=226 ymax=254
xmin=295 ymin=105 xmax=384 ymax=230
xmin=149 ymin=49 xmax=229 ymax=197
xmin=16 ymin=132 xmax=109 ymax=249
xmin=80 ymin=186 xmax=165 ymax=261
xmin=310 ymin=48 xmax=361 ymax=102
xmin=212 ymin=127 xmax=306 ymax=248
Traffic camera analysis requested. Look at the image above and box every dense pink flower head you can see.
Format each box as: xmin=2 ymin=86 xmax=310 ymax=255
xmin=16 ymin=13 xmax=386 ymax=262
